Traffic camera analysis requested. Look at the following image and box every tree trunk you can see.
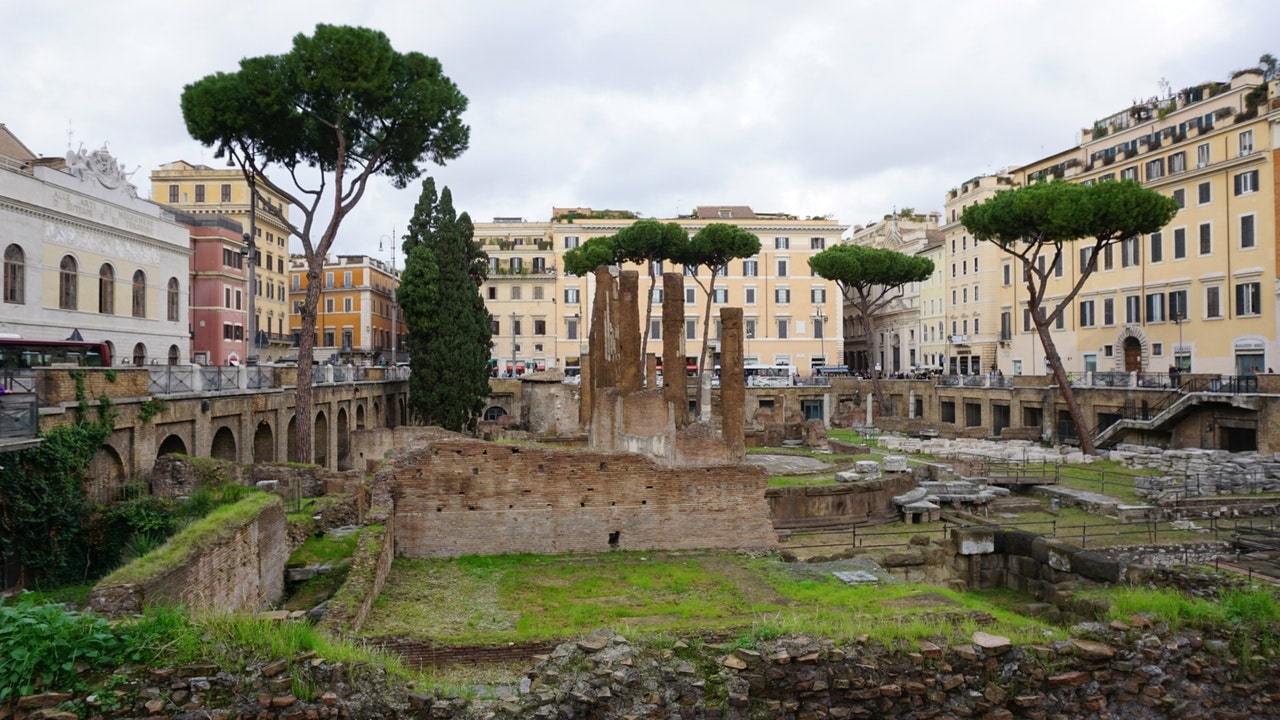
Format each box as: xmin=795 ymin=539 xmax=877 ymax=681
xmin=641 ymin=272 xmax=656 ymax=386
xmin=1033 ymin=313 xmax=1094 ymax=454
xmin=294 ymin=261 xmax=323 ymax=464
xmin=696 ymin=271 xmax=718 ymax=412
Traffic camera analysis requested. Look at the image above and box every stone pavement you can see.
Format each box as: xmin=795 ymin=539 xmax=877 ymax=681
xmin=747 ymin=453 xmax=831 ymax=475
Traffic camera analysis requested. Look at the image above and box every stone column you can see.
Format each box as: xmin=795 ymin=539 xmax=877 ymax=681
xmin=617 ymin=271 xmax=642 ymax=392
xmin=719 ymin=307 xmax=745 ymax=458
xmin=579 ymin=351 xmax=592 ymax=429
xmin=661 ymin=272 xmax=686 ymax=426
xmin=589 ymin=267 xmax=617 ymax=391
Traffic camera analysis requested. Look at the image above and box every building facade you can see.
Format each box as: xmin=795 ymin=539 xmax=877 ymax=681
xmin=841 ymin=212 xmax=940 ymax=373
xmin=150 ymin=161 xmax=293 ymax=361
xmin=473 ymin=206 xmax=846 ymax=376
xmin=289 ymin=254 xmax=405 ymax=364
xmin=176 ymin=212 xmax=247 ymax=366
xmin=917 ymin=233 xmax=947 ymax=368
xmin=994 ymin=68 xmax=1278 ymax=376
xmin=0 ymin=128 xmax=190 ymax=365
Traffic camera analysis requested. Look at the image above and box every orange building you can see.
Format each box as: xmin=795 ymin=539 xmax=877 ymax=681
xmin=289 ymin=255 xmax=404 ymax=364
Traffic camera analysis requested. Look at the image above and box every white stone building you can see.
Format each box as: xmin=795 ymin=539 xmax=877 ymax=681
xmin=0 ymin=126 xmax=190 ymax=365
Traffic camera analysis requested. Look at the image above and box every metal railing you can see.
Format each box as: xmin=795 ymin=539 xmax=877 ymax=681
xmin=149 ymin=366 xmax=195 ymax=394
xmin=200 ymin=366 xmax=240 ymax=391
xmin=246 ymin=366 xmax=274 ymax=389
xmin=332 ymin=366 xmax=349 ymax=383
xmin=2 ymin=370 xmax=36 ymax=394
xmin=0 ymin=393 xmax=38 ymax=439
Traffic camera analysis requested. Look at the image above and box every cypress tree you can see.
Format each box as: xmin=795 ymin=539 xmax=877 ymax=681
xmin=398 ymin=178 xmax=492 ymax=431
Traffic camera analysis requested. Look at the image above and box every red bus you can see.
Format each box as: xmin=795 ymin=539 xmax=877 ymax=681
xmin=0 ymin=337 xmax=113 ymax=368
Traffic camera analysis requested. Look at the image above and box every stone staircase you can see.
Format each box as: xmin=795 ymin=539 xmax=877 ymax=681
xmin=1093 ymin=392 xmax=1261 ymax=448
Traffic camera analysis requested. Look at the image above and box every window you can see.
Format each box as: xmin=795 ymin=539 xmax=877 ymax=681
xmin=532 ymin=286 xmax=543 ymax=300
xmin=1079 ymin=300 xmax=1095 ymax=327
xmin=685 ymin=319 xmax=697 ymax=340
xmin=745 ymin=319 xmax=756 ymax=339
xmin=775 ymin=288 xmax=790 ymax=304
xmin=1123 ymin=236 xmax=1141 ymax=267
xmin=777 ymin=259 xmax=788 ymax=277
xmin=325 ymin=298 xmax=334 ymax=313
xmin=810 ymin=237 xmax=825 ymax=250
xmin=962 ymin=288 xmax=968 ymax=303
xmin=1121 ymin=166 xmax=1137 ymax=181
xmin=1104 ymin=345 xmax=1113 ymax=357
xmin=292 ymin=274 xmax=300 ymax=290
xmin=742 ymin=259 xmax=758 ymax=276
xmin=776 ymin=318 xmax=788 ymax=339
xmin=1145 ymin=158 xmax=1164 ymax=180
xmin=487 ymin=286 xmax=496 ymax=300
xmin=1125 ymin=295 xmax=1140 ymax=324
xmin=225 ymin=287 xmax=232 ymax=308
xmin=1198 ymin=223 xmax=1211 ymax=255
xmin=343 ymin=298 xmax=353 ymax=312
xmin=342 ymin=271 xmax=352 ymax=288
xmin=166 ymin=277 xmax=179 ymax=321
xmin=1168 ymin=289 xmax=1188 ymax=321
xmin=1197 ymin=181 xmax=1211 ymax=205
xmin=565 ymin=288 xmax=579 ymax=304
xmin=1145 ymin=292 xmax=1166 ymax=322
xmin=1002 ymin=262 xmax=1011 ymax=285
xmin=1054 ymin=312 xmax=1064 ymax=330
xmin=220 ymin=184 xmax=231 ymax=202
xmin=810 ymin=288 xmax=826 ymax=303
xmin=1239 ymin=129 xmax=1254 ymax=156
xmin=1173 ymin=228 xmax=1186 ymax=259
xmin=1000 ymin=311 xmax=1011 ymax=340
xmin=1103 ymin=298 xmax=1115 ymax=326
xmin=532 ymin=257 xmax=546 ymax=273
xmin=1234 ymin=170 xmax=1260 ymax=196
xmin=1145 ymin=232 xmax=1163 ymax=264
xmin=510 ymin=286 xmax=522 ymax=300
xmin=712 ymin=288 xmax=728 ymax=303
xmin=1103 ymin=244 xmax=1114 ymax=270
xmin=563 ymin=236 xmax=580 ymax=249
xmin=685 ymin=287 xmax=696 ymax=304
xmin=1152 ymin=343 xmax=1163 ymax=357
xmin=1022 ymin=308 xmax=1031 ymax=332
xmin=194 ymin=184 xmax=205 ymax=203
xmin=512 ymin=319 xmax=522 ymax=335
xmin=1079 ymin=247 xmax=1095 ymax=273
xmin=1168 ymin=152 xmax=1186 ymax=174
xmin=744 ymin=287 xmax=756 ymax=304
xmin=491 ymin=318 xmax=500 ymax=335
xmin=648 ymin=318 xmax=659 ymax=340
xmin=813 ymin=318 xmax=824 ymax=338
xmin=774 ymin=237 xmax=789 ymax=250
xmin=508 ymin=257 xmax=523 ymax=273
xmin=98 ymin=264 xmax=115 ymax=314
xmin=1236 ymin=281 xmax=1262 ymax=316
xmin=1206 ymin=286 xmax=1221 ymax=318
xmin=325 ymin=272 xmax=334 ymax=288
xmin=1172 ymin=188 xmax=1185 ymax=208
xmin=1196 ymin=142 xmax=1210 ymax=168
xmin=3 ymin=244 xmax=23 ymax=305
xmin=533 ymin=319 xmax=546 ymax=336
xmin=168 ymin=184 xmax=179 ymax=203
xmin=1241 ymin=214 xmax=1256 ymax=249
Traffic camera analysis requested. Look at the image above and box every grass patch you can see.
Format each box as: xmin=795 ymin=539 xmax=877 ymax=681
xmin=284 ymin=570 xmax=348 ymax=611
xmin=4 ymin=583 xmax=95 ymax=608
xmin=361 ymin=551 xmax=1057 ymax=647
xmin=99 ymin=492 xmax=279 ymax=586
xmin=289 ymin=531 xmax=360 ymax=567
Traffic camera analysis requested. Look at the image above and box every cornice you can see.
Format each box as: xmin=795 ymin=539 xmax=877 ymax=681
xmin=0 ymin=197 xmax=191 ymax=256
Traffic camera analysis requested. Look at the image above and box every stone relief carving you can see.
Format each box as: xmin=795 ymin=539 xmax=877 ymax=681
xmin=65 ymin=143 xmax=139 ymax=199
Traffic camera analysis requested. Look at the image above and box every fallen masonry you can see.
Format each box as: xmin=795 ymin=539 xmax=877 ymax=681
xmin=878 ymin=435 xmax=1094 ymax=464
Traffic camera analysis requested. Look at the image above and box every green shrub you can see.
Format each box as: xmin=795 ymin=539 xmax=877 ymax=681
xmin=0 ymin=598 xmax=121 ymax=700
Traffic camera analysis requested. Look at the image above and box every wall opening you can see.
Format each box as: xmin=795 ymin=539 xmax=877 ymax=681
xmin=157 ymin=433 xmax=187 ymax=458
xmin=210 ymin=426 xmax=237 ymax=462
xmin=253 ymin=420 xmax=275 ymax=464
xmin=608 ymin=531 xmax=620 ymax=548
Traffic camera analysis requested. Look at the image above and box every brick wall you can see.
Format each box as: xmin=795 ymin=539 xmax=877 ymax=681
xmin=766 ymin=474 xmax=916 ymax=530
xmin=88 ymin=496 xmax=288 ymax=617
xmin=36 ymin=367 xmax=150 ymax=406
xmin=321 ymin=518 xmax=394 ymax=634
xmin=389 ymin=437 xmax=777 ymax=557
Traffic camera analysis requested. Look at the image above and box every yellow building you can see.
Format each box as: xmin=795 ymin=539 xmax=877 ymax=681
xmin=150 ymin=161 xmax=293 ymax=360
xmin=473 ymin=206 xmax=846 ymax=376
xmin=917 ymin=233 xmax=947 ymax=369
xmin=288 ymin=255 xmax=404 ymax=363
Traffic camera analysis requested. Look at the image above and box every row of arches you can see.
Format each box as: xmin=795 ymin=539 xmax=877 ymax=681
xmin=6 ymin=246 xmax=184 ymax=321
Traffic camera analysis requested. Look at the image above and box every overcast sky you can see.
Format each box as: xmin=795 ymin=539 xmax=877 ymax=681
xmin=3 ymin=1 xmax=1277 ymax=261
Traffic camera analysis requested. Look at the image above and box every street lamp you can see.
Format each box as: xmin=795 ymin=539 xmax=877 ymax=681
xmin=510 ymin=311 xmax=519 ymax=377
xmin=814 ymin=305 xmax=826 ymax=370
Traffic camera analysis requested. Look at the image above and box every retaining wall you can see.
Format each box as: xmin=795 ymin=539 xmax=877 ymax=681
xmin=766 ymin=474 xmax=915 ymax=530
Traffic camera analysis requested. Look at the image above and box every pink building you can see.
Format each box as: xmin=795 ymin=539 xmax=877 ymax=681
xmin=172 ymin=212 xmax=247 ymax=365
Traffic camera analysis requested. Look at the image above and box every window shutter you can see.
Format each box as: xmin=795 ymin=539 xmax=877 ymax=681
xmin=1234 ymin=174 xmax=1242 ymax=196
xmin=1236 ymin=284 xmax=1245 ymax=315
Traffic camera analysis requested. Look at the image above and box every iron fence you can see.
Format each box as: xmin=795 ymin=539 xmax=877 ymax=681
xmin=148 ymin=366 xmax=195 ymax=394
xmin=2 ymin=370 xmax=36 ymax=394
xmin=0 ymin=393 xmax=38 ymax=439
xmin=246 ymin=366 xmax=274 ymax=389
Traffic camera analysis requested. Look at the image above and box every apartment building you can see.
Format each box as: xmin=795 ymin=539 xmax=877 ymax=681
xmin=288 ymin=255 xmax=404 ymax=364
xmin=174 ymin=212 xmax=247 ymax=366
xmin=917 ymin=233 xmax=947 ymax=368
xmin=150 ymin=161 xmax=293 ymax=361
xmin=995 ymin=67 xmax=1278 ymax=376
xmin=474 ymin=206 xmax=846 ymax=376
xmin=940 ymin=174 xmax=1019 ymax=375
xmin=841 ymin=212 xmax=941 ymax=373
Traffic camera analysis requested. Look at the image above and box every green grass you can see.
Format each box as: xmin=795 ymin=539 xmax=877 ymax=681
xmin=99 ymin=492 xmax=279 ymax=586
xmin=1084 ymin=586 xmax=1280 ymax=658
xmin=361 ymin=551 xmax=1058 ymax=647
xmin=4 ymin=583 xmax=95 ymax=608
xmin=284 ymin=570 xmax=349 ymax=611
xmin=289 ymin=531 xmax=360 ymax=566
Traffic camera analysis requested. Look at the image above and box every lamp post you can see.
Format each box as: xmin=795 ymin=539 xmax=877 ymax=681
xmin=815 ymin=305 xmax=826 ymax=371
xmin=510 ymin=312 xmax=518 ymax=377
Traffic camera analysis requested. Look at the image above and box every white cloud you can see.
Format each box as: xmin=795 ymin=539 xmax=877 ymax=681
xmin=1 ymin=0 xmax=1275 ymax=259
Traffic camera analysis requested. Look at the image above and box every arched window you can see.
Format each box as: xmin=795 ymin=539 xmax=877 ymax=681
xmin=168 ymin=344 xmax=180 ymax=366
xmin=132 ymin=269 xmax=146 ymax=318
xmin=59 ymin=255 xmax=77 ymax=310
xmin=4 ymin=244 xmax=24 ymax=305
xmin=132 ymin=342 xmax=146 ymax=366
xmin=167 ymin=277 xmax=180 ymax=321
xmin=98 ymin=264 xmax=115 ymax=314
